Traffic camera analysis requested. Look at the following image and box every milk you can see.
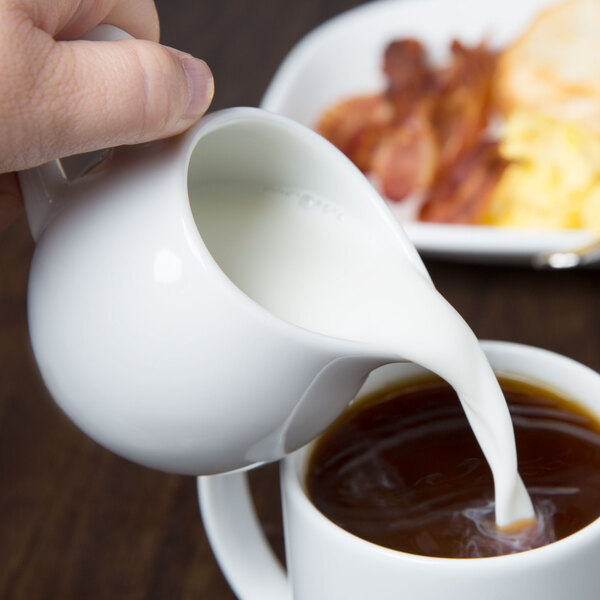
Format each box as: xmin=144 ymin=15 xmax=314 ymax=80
xmin=190 ymin=182 xmax=534 ymax=528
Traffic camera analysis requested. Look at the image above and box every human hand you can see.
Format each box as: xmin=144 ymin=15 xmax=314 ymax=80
xmin=0 ymin=0 xmax=214 ymax=232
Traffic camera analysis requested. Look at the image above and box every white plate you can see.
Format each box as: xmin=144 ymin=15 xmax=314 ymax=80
xmin=260 ymin=0 xmax=596 ymax=264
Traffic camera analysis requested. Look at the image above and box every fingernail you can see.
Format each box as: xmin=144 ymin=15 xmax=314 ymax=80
xmin=181 ymin=58 xmax=214 ymax=118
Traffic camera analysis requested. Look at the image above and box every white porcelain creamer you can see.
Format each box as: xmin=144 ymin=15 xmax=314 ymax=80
xmin=20 ymin=107 xmax=432 ymax=475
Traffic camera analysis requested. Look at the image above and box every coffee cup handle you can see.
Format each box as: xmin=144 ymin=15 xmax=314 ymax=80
xmin=198 ymin=472 xmax=292 ymax=600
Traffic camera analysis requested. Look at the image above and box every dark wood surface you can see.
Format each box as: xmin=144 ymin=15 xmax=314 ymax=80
xmin=1 ymin=1 xmax=599 ymax=598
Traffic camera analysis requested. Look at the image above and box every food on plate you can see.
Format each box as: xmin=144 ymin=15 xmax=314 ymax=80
xmin=484 ymin=111 xmax=600 ymax=233
xmin=419 ymin=141 xmax=507 ymax=224
xmin=494 ymin=0 xmax=600 ymax=133
xmin=316 ymin=39 xmax=498 ymax=215
xmin=316 ymin=0 xmax=600 ymax=232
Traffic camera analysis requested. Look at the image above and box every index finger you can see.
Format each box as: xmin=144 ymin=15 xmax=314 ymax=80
xmin=16 ymin=0 xmax=160 ymax=42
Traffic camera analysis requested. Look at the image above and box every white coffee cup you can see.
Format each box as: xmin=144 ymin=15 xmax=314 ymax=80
xmin=199 ymin=341 xmax=600 ymax=600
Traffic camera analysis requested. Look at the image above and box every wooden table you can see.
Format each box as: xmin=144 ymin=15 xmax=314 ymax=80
xmin=1 ymin=1 xmax=599 ymax=598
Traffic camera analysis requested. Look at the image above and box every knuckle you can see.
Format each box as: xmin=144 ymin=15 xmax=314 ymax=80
xmin=0 ymin=11 xmax=57 ymax=166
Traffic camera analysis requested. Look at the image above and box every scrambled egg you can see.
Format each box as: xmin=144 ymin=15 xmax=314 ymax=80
xmin=484 ymin=110 xmax=600 ymax=233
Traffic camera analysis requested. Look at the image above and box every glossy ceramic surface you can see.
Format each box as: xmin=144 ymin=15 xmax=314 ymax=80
xmin=21 ymin=107 xmax=428 ymax=475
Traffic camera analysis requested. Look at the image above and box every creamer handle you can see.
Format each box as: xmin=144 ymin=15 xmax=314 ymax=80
xmin=198 ymin=473 xmax=292 ymax=600
xmin=18 ymin=25 xmax=132 ymax=241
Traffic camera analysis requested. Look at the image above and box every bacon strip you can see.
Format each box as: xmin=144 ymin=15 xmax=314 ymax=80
xmin=315 ymin=38 xmax=502 ymax=221
xmin=432 ymin=41 xmax=498 ymax=173
xmin=383 ymin=39 xmax=435 ymax=101
xmin=372 ymin=106 xmax=438 ymax=201
xmin=316 ymin=95 xmax=395 ymax=171
xmin=419 ymin=141 xmax=508 ymax=224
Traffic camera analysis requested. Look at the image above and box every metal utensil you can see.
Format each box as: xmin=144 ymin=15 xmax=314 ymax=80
xmin=532 ymin=239 xmax=600 ymax=269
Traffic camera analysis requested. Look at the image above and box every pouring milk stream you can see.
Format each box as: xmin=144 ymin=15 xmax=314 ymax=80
xmin=20 ymin=106 xmax=533 ymax=530
xmin=190 ymin=181 xmax=534 ymax=529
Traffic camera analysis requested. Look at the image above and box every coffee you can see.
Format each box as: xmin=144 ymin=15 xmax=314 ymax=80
xmin=306 ymin=376 xmax=600 ymax=558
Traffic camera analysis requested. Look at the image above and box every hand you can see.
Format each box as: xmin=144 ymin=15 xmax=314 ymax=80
xmin=0 ymin=0 xmax=214 ymax=231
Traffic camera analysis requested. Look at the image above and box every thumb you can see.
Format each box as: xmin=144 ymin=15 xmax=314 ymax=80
xmin=9 ymin=36 xmax=213 ymax=170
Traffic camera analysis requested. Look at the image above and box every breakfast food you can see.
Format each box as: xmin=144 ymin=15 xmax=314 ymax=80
xmin=484 ymin=111 xmax=600 ymax=232
xmin=316 ymin=0 xmax=600 ymax=232
xmin=488 ymin=0 xmax=600 ymax=233
xmin=494 ymin=0 xmax=600 ymax=133
xmin=317 ymin=39 xmax=502 ymax=223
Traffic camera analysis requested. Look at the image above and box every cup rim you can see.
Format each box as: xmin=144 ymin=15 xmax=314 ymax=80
xmin=283 ymin=340 xmax=600 ymax=565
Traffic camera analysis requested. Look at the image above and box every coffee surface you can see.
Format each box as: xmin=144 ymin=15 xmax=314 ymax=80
xmin=307 ymin=376 xmax=600 ymax=558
